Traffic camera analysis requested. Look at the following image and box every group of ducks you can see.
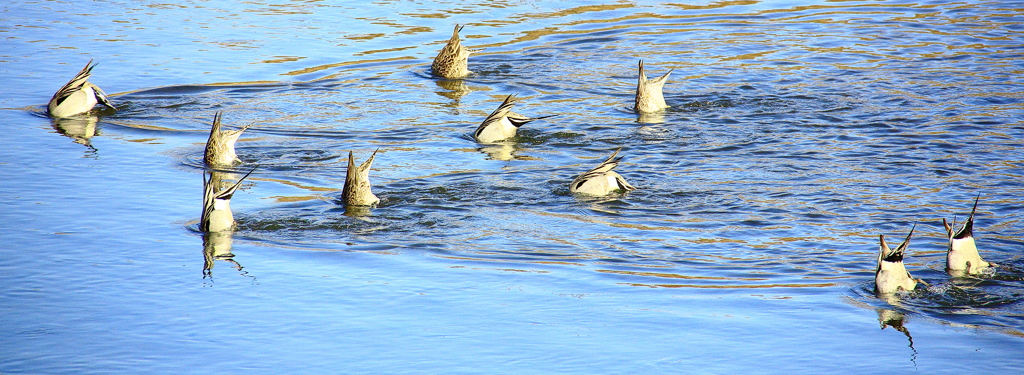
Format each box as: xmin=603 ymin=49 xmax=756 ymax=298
xmin=875 ymin=194 xmax=997 ymax=295
xmin=45 ymin=25 xmax=997 ymax=292
xmin=45 ymin=25 xmax=665 ymax=225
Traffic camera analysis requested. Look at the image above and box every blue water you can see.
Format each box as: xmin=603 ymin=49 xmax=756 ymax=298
xmin=2 ymin=0 xmax=1023 ymax=373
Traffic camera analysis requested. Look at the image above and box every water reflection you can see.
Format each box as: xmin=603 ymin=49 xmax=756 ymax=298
xmin=947 ymin=267 xmax=998 ymax=280
xmin=477 ymin=142 xmax=518 ymax=161
xmin=343 ymin=205 xmax=374 ymax=218
xmin=202 ymin=231 xmax=243 ymax=279
xmin=51 ymin=115 xmax=99 ymax=150
xmin=435 ymin=78 xmax=472 ymax=104
xmin=19 ymin=0 xmax=1023 ymax=337
xmin=573 ymin=195 xmax=630 ymax=215
xmin=205 ymin=170 xmax=239 ymax=194
xmin=636 ymin=111 xmax=666 ymax=124
xmin=876 ymin=308 xmax=918 ymax=366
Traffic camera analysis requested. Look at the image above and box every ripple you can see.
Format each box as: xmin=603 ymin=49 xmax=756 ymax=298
xmin=29 ymin=0 xmax=1024 ymax=334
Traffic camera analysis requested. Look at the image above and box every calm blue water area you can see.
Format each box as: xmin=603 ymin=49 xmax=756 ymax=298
xmin=2 ymin=0 xmax=1023 ymax=373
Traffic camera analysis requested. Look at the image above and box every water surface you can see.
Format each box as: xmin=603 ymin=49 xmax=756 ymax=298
xmin=2 ymin=0 xmax=1023 ymax=373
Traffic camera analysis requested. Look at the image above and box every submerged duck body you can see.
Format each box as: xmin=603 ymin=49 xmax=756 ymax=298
xmin=342 ymin=149 xmax=380 ymax=207
xmin=473 ymin=94 xmax=553 ymax=143
xmin=201 ymin=167 xmax=256 ymax=233
xmin=875 ymin=224 xmax=919 ymax=295
xmin=204 ymin=112 xmax=251 ymax=166
xmin=569 ymin=149 xmax=636 ymax=196
xmin=47 ymin=60 xmax=116 ymax=118
xmin=431 ymin=25 xmax=475 ymax=79
xmin=634 ymin=59 xmax=672 ymax=113
xmin=943 ymin=195 xmax=993 ymax=275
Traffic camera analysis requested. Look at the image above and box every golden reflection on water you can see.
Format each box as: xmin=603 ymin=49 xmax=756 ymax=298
xmin=255 ymin=176 xmax=338 ymax=193
xmin=281 ymin=57 xmax=419 ymax=77
xmin=354 ymin=45 xmax=419 ymax=57
xmin=257 ymin=56 xmax=307 ymax=64
xmin=270 ymin=195 xmax=323 ymax=203
xmin=668 ymin=1 xmax=759 ymax=11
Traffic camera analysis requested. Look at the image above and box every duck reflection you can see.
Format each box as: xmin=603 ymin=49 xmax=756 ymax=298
xmin=51 ymin=115 xmax=99 ymax=149
xmin=876 ymin=308 xmax=918 ymax=365
xmin=573 ymin=194 xmax=631 ymax=215
xmin=343 ymin=204 xmax=374 ymax=218
xmin=477 ymin=142 xmax=518 ymax=161
xmin=435 ymin=78 xmax=472 ymax=103
xmin=202 ymin=231 xmax=243 ymax=278
xmin=200 ymin=167 xmax=256 ymax=278
xmin=637 ymin=111 xmax=666 ymax=125
xmin=204 ymin=169 xmax=240 ymax=193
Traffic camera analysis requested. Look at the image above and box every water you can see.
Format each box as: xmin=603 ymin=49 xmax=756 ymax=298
xmin=2 ymin=0 xmax=1024 ymax=373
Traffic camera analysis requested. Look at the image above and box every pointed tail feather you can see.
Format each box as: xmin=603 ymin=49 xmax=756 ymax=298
xmin=342 ymin=151 xmax=359 ymax=203
xmin=50 ymin=60 xmax=97 ymax=107
xmin=218 ymin=165 xmax=258 ymax=200
xmin=895 ymin=222 xmax=916 ymax=254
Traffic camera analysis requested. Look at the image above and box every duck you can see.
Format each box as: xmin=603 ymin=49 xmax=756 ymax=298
xmin=431 ymin=24 xmax=476 ymax=79
xmin=201 ymin=166 xmax=257 ymax=233
xmin=875 ymin=223 xmax=919 ymax=294
xmin=342 ymin=149 xmax=380 ymax=207
xmin=473 ymin=94 xmax=554 ymax=143
xmin=634 ymin=60 xmax=672 ymax=113
xmin=204 ymin=112 xmax=251 ymax=166
xmin=942 ymin=194 xmax=994 ymax=276
xmin=569 ymin=148 xmax=636 ymax=196
xmin=47 ymin=60 xmax=116 ymax=118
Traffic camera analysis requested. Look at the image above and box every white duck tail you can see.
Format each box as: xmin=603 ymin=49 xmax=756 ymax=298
xmin=47 ymin=60 xmax=116 ymax=118
xmin=875 ymin=223 xmax=919 ymax=294
xmin=474 ymin=94 xmax=555 ymax=143
xmin=201 ymin=166 xmax=257 ymax=233
xmin=943 ymin=194 xmax=993 ymax=275
xmin=569 ymin=148 xmax=636 ymax=196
